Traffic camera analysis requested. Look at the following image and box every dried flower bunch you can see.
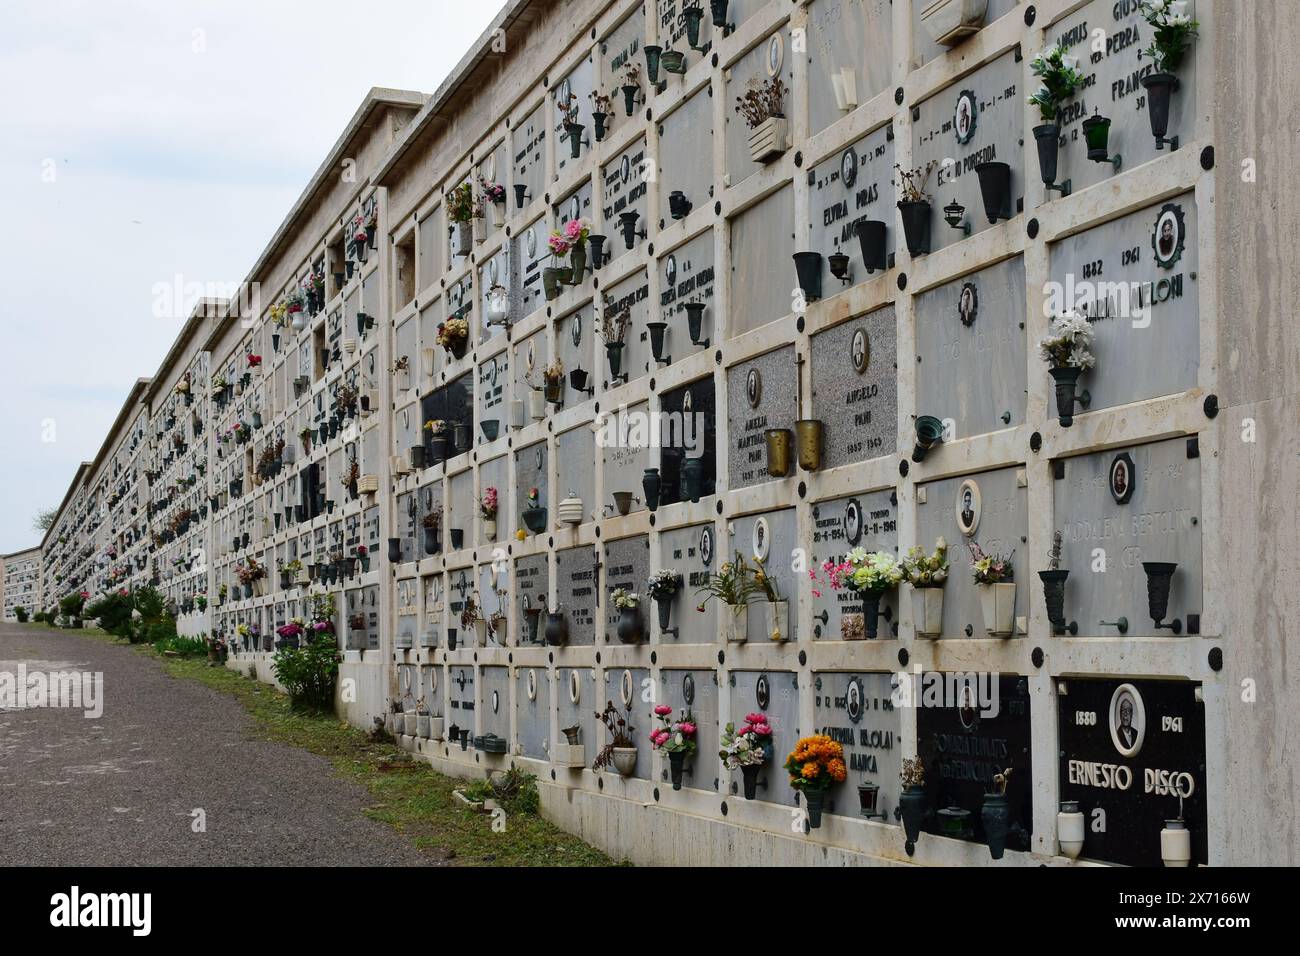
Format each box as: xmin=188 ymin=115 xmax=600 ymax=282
xmin=592 ymin=700 xmax=636 ymax=770
xmin=421 ymin=505 xmax=442 ymax=530
xmin=968 ymin=541 xmax=1015 ymax=584
xmin=542 ymin=359 xmax=565 ymax=384
xmin=1027 ymin=43 xmax=1085 ymax=122
xmin=446 ymin=181 xmax=476 ymax=223
xmin=597 ymin=307 xmax=632 ymax=344
xmin=900 ymin=756 xmax=926 ymax=788
xmin=734 ymin=75 xmax=787 ymax=129
xmin=436 ymin=317 xmax=469 ymax=350
xmin=1047 ymin=530 xmax=1064 ymax=571
xmin=840 ymin=615 xmax=866 ymax=641
xmin=1038 ymin=311 xmax=1096 ymax=370
xmin=589 ymin=90 xmax=613 ymax=114
xmin=895 ymin=161 xmax=938 ymax=203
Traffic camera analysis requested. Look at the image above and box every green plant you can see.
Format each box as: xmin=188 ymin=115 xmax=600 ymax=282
xmin=85 ymin=591 xmax=134 ymax=639
xmin=446 ymin=181 xmax=476 ymax=223
xmin=462 ymin=767 xmax=540 ymax=814
xmin=14 ymin=607 xmax=28 ymax=623
xmin=1027 ymin=44 xmax=1085 ymax=122
xmin=59 ymin=591 xmax=86 ymax=622
xmin=153 ymin=633 xmax=208 ymax=658
xmin=272 ymin=631 xmax=341 ymax=712
xmin=694 ymin=551 xmax=761 ymax=610
xmin=1138 ymin=0 xmax=1198 ymax=72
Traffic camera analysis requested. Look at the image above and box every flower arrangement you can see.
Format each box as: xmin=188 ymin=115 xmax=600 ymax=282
xmin=895 ymin=161 xmax=938 ymax=203
xmin=589 ymin=90 xmax=613 ymax=115
xmin=351 ymin=214 xmax=367 ymax=246
xmin=968 ymin=542 xmax=1015 ymax=584
xmin=355 ymin=545 xmax=368 ymax=558
xmin=421 ymin=506 xmax=442 ymax=530
xmin=597 ymin=306 xmax=632 ymax=344
xmin=436 ymin=317 xmax=469 ymax=351
xmin=695 ymin=551 xmax=760 ymax=610
xmin=901 ymin=538 xmax=949 ymax=587
xmin=525 ymin=487 xmax=540 ymax=509
xmin=446 ymin=181 xmax=476 ymax=223
xmin=477 ymin=177 xmax=506 ymax=206
xmin=751 ymin=554 xmax=782 ymax=603
xmin=719 ymin=713 xmax=773 ymax=769
xmin=269 ymin=302 xmax=287 ymax=328
xmin=1038 ymin=311 xmax=1096 ymax=370
xmin=611 ymin=588 xmax=639 ymax=610
xmin=901 ymin=756 xmax=925 ymax=788
xmin=341 ymin=456 xmax=360 ymax=491
xmin=649 ymin=705 xmax=697 ymax=755
xmin=646 ymin=569 xmax=682 ymax=600
xmin=392 ymin=355 xmax=409 ymax=373
xmin=364 ymin=208 xmax=378 ymax=231
xmin=423 ymin=418 xmax=448 ymax=435
xmin=308 ymin=268 xmax=325 ymax=293
xmin=542 ymin=359 xmax=564 ymax=386
xmin=734 ymin=75 xmax=786 ymax=128
xmin=480 ymin=486 xmax=498 ymax=520
xmin=592 ymin=700 xmax=636 ymax=770
xmin=548 ymin=217 xmax=590 ymax=257
xmin=459 ymin=594 xmax=482 ymax=629
xmin=783 ymin=735 xmax=847 ymax=793
xmin=234 ymin=557 xmax=266 ymax=584
xmin=813 ymin=549 xmax=905 ymax=594
xmin=286 ymin=288 xmax=306 ymax=313
xmin=247 ymin=354 xmax=262 ymax=368
xmin=1027 ymin=43 xmax=1085 ymax=122
xmin=174 ymin=374 xmax=190 ymax=395
xmin=1138 ymin=0 xmax=1198 ymax=71
xmin=276 ymin=618 xmax=305 ymax=640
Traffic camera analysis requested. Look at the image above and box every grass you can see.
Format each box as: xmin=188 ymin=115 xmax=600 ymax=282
xmin=15 ymin=621 xmax=618 ymax=867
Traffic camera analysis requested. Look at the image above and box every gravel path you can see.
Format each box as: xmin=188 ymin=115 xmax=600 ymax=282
xmin=0 ymin=622 xmax=431 ymax=866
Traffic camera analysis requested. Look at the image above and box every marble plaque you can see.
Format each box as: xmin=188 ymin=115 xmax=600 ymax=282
xmin=729 ymin=186 xmax=796 ymax=335
xmin=813 ymin=671 xmax=902 ymax=822
xmin=1045 ymin=0 xmax=1200 ymax=196
xmin=915 ymin=673 xmax=1033 ymax=849
xmin=557 ymin=666 xmax=598 ymax=755
xmin=477 ymin=246 xmax=510 ymax=344
xmin=421 ymin=663 xmax=445 ymax=718
xmin=657 ymin=230 xmax=715 ymax=362
xmin=601 ymin=399 xmax=650 ymax=517
xmin=512 ymin=104 xmax=546 ymax=205
xmin=601 ymin=138 xmax=649 ymax=262
xmin=477 ymin=349 xmax=510 ymax=424
xmin=601 ymin=666 xmax=652 ymax=779
xmin=809 ymin=307 xmax=898 ymax=469
xmin=915 ymin=256 xmax=1027 ymax=438
xmin=729 ymin=670 xmax=800 ymax=805
xmin=602 ymin=269 xmax=651 ymax=385
xmin=448 ymin=664 xmax=476 ymax=735
xmin=1048 ymin=194 xmax=1198 ymax=411
xmin=448 ymin=469 xmax=473 ymax=541
xmin=1053 ymin=436 xmax=1201 ymax=637
xmin=1057 ymin=676 xmax=1207 ymax=866
xmin=603 ymin=7 xmax=644 ymax=85
xmin=810 ymin=490 xmax=899 ymax=641
xmin=515 ymin=552 xmax=549 ymax=644
xmin=603 ymin=534 xmax=649 ymax=641
xmin=557 ymin=544 xmax=600 ymax=646
xmin=728 ymin=509 xmax=798 ymax=641
xmin=479 ymin=665 xmax=510 ymax=741
xmin=724 ymin=29 xmax=793 ymax=187
xmin=726 ymin=345 xmax=797 ymax=489
xmin=517 ymin=217 xmax=549 ymax=317
xmin=660 ymin=669 xmax=720 ymax=792
xmin=514 ymin=440 xmax=547 ymax=528
xmin=659 ymin=522 xmax=718 ymax=643
xmin=557 ymin=425 xmax=596 ymax=524
xmin=916 ymin=465 xmax=1028 ymax=639
xmin=556 ymin=303 xmax=594 ymax=400
xmin=554 ymin=181 xmax=594 ymax=234
xmin=657 ymin=89 xmax=713 ymax=228
xmin=515 ymin=666 xmax=550 ymax=760
xmin=807 ymin=123 xmax=896 ymax=285
xmin=554 ymin=57 xmax=595 ymax=178
xmin=513 ymin=330 xmax=544 ymax=408
xmin=806 ymin=0 xmax=894 ymax=137
xmin=911 ymin=50 xmax=1023 ymax=253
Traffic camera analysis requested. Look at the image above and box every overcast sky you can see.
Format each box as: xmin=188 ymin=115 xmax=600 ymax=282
xmin=0 ymin=0 xmax=507 ymax=554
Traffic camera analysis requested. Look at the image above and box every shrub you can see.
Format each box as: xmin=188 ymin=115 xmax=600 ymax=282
xmin=85 ymin=592 xmax=134 ymax=639
xmin=130 ymin=586 xmax=169 ymax=644
xmin=15 ymin=607 xmax=28 ymax=623
xmin=153 ymin=633 xmax=208 ymax=657
xmin=462 ymin=767 xmax=540 ymax=815
xmin=59 ymin=592 xmax=86 ymax=622
xmin=272 ymin=632 xmax=340 ymax=711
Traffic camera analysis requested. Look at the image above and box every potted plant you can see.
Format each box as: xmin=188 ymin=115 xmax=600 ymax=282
xmin=421 ymin=507 xmax=443 ymax=555
xmin=558 ymin=91 xmax=585 ymax=160
xmin=1137 ymin=0 xmax=1198 ymax=149
xmin=735 ymin=75 xmax=788 ymax=164
xmin=969 ymin=541 xmax=1015 ymax=636
xmin=896 ymin=161 xmax=937 ymax=256
xmin=1038 ymin=310 xmax=1095 ymax=427
xmin=814 ymin=550 xmax=904 ymax=639
xmin=478 ymin=176 xmax=507 ymax=228
xmin=588 ymin=91 xmax=612 ymax=142
xmin=542 ymin=360 xmax=565 ymax=405
xmin=720 ymin=713 xmax=773 ymax=800
xmin=899 ymin=756 xmax=928 ymax=847
xmin=480 ymin=486 xmax=498 ymax=541
xmin=460 ymin=594 xmax=487 ymax=646
xmin=695 ymin=551 xmax=759 ymax=643
xmin=522 ymin=487 xmax=547 ymax=535
xmin=650 ymin=705 xmax=697 ymax=790
xmin=436 ymin=317 xmax=470 ymax=359
xmin=784 ymin=735 xmax=846 ymax=829
xmin=593 ymin=701 xmax=637 ymax=776
xmin=751 ymin=554 xmax=789 ymax=642
xmin=446 ymin=181 xmax=475 ymax=255
xmin=1038 ymin=530 xmax=1071 ymax=632
xmin=902 ymin=538 xmax=948 ymax=639
xmin=612 ymin=587 xmax=643 ymax=643
xmin=1028 ymin=44 xmax=1085 ymax=195
xmin=552 ymin=218 xmax=590 ymax=283
xmin=646 ymin=569 xmax=681 ymax=636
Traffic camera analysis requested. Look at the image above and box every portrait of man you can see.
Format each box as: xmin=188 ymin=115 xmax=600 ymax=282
xmin=851 ymin=328 xmax=869 ymax=373
xmin=1109 ymin=683 xmax=1146 ymax=758
xmin=1109 ymin=452 xmax=1135 ymax=504
xmin=846 ymin=678 xmax=863 ymax=723
xmin=664 ymin=254 xmax=677 ymax=290
xmin=1152 ymin=203 xmax=1186 ymax=268
xmin=840 ymin=147 xmax=858 ymax=188
xmin=954 ymin=90 xmax=977 ymax=144
xmin=746 ymin=367 xmax=761 ymax=408
xmin=958 ymin=282 xmax=978 ymax=327
xmin=956 ymin=479 xmax=981 ymax=536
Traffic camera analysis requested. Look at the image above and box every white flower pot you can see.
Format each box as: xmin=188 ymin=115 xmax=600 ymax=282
xmin=911 ymin=587 xmax=944 ymax=638
xmin=483 ymin=518 xmax=497 ymax=541
xmin=1161 ymin=820 xmax=1192 ymax=867
xmin=758 ymin=600 xmax=789 ymax=642
xmin=417 ymin=714 xmax=431 ymax=738
xmin=490 ymin=201 xmax=506 ymax=229
xmin=403 ymin=713 xmax=417 ymax=736
xmin=1057 ymin=802 xmax=1085 ymax=860
xmin=529 ymin=390 xmax=547 ymax=420
xmin=748 ymin=116 xmax=789 ymax=164
xmin=509 ymin=399 xmax=526 ymax=428
xmin=552 ymin=742 xmax=585 ymax=768
xmin=722 ymin=603 xmax=748 ymax=643
xmin=429 ymin=717 xmax=445 ymax=741
xmin=558 ymin=495 xmax=584 ymax=525
xmin=357 ymin=474 xmax=379 ymax=494
xmin=473 ymin=216 xmax=487 ymax=244
xmin=979 ymin=582 xmax=1016 ymax=636
xmin=474 ymin=619 xmax=488 ymax=646
xmin=611 ymin=746 xmax=637 ymax=776
xmin=920 ymin=0 xmax=989 ymax=46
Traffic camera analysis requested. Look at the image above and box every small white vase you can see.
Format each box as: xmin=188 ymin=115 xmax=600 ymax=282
xmin=1057 ymin=802 xmax=1085 ymax=860
xmin=911 ymin=586 xmax=945 ymax=638
xmin=1161 ymin=820 xmax=1192 ymax=867
xmin=722 ymin=603 xmax=747 ymax=643
xmin=979 ymin=582 xmax=1016 ymax=636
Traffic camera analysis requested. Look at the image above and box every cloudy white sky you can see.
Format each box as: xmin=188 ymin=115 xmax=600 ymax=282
xmin=0 ymin=0 xmax=507 ymax=554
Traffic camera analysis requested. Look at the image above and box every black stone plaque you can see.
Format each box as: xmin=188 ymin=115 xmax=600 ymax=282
xmin=1058 ymin=677 xmax=1207 ymax=867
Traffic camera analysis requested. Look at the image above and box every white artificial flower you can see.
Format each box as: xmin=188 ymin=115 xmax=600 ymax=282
xmin=1062 ymin=55 xmax=1079 ymax=71
xmin=1067 ymin=346 xmax=1096 ymax=370
xmin=1168 ymin=0 xmax=1188 ymax=16
xmin=1147 ymin=0 xmax=1168 ymax=13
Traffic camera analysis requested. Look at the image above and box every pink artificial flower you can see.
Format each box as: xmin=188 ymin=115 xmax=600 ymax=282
xmin=812 ymin=589 xmax=821 ymax=598
xmin=753 ymin=723 xmax=772 ymax=737
xmin=654 ymin=704 xmax=672 ymax=716
xmin=737 ymin=724 xmax=752 ymax=736
xmin=680 ymin=722 xmax=696 ymax=735
xmin=745 ymin=713 xmax=766 ymax=725
xmin=564 ymin=218 xmax=582 ymax=240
